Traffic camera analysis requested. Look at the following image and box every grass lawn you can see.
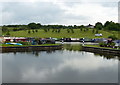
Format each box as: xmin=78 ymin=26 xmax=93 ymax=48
xmin=0 ymin=44 xmax=61 ymax=47
xmin=84 ymin=44 xmax=120 ymax=50
xmin=5 ymin=29 xmax=119 ymax=38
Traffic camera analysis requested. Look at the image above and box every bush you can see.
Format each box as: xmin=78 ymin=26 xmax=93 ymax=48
xmin=108 ymin=35 xmax=117 ymax=40
xmin=107 ymin=42 xmax=115 ymax=47
xmin=4 ymin=41 xmax=11 ymax=43
xmin=99 ymin=42 xmax=115 ymax=47
xmin=95 ymin=30 xmax=99 ymax=34
xmin=6 ymin=31 xmax=10 ymax=35
xmin=111 ymin=42 xmax=115 ymax=46
xmin=13 ymin=28 xmax=18 ymax=31
xmin=35 ymin=30 xmax=38 ymax=32
xmin=28 ymin=30 xmax=31 ymax=34
xmin=17 ymin=41 xmax=31 ymax=45
xmin=99 ymin=42 xmax=107 ymax=47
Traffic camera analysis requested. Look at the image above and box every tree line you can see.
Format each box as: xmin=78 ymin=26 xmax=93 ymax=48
xmin=1 ymin=21 xmax=120 ymax=35
xmin=95 ymin=21 xmax=120 ymax=31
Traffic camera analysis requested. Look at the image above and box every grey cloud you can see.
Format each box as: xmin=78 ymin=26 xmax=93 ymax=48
xmin=2 ymin=2 xmax=65 ymax=25
xmin=1 ymin=1 xmax=118 ymax=25
xmin=101 ymin=2 xmax=118 ymax=7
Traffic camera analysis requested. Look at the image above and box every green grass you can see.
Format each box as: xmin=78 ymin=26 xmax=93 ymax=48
xmin=84 ymin=45 xmax=120 ymax=50
xmin=0 ymin=44 xmax=24 ymax=47
xmin=5 ymin=29 xmax=119 ymax=38
xmin=30 ymin=44 xmax=61 ymax=46
xmin=0 ymin=44 xmax=61 ymax=47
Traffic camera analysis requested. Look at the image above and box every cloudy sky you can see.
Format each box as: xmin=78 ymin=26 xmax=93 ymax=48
xmin=0 ymin=0 xmax=120 ymax=25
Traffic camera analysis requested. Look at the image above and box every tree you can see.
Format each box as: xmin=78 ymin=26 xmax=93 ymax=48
xmin=71 ymin=29 xmax=74 ymax=33
xmin=6 ymin=31 xmax=10 ymax=35
xmin=74 ymin=25 xmax=77 ymax=29
xmin=13 ymin=28 xmax=18 ymax=31
xmin=103 ymin=21 xmax=120 ymax=31
xmin=84 ymin=29 xmax=86 ymax=32
xmin=104 ymin=21 xmax=110 ymax=28
xmin=95 ymin=29 xmax=99 ymax=34
xmin=28 ymin=22 xmax=41 ymax=29
xmin=67 ymin=29 xmax=70 ymax=33
xmin=35 ymin=29 xmax=38 ymax=32
xmin=95 ymin=22 xmax=103 ymax=30
xmin=28 ymin=23 xmax=36 ymax=29
xmin=86 ymin=28 xmax=89 ymax=31
xmin=80 ymin=28 xmax=83 ymax=31
xmin=57 ymin=29 xmax=61 ymax=33
xmin=44 ymin=29 xmax=48 ymax=32
xmin=92 ymin=29 xmax=95 ymax=33
xmin=32 ymin=30 xmax=35 ymax=33
xmin=36 ymin=23 xmax=41 ymax=28
xmin=52 ymin=29 xmax=55 ymax=32
xmin=28 ymin=30 xmax=31 ymax=34
xmin=2 ymin=26 xmax=8 ymax=33
xmin=55 ymin=29 xmax=58 ymax=32
xmin=108 ymin=35 xmax=118 ymax=40
xmin=79 ymin=25 xmax=85 ymax=28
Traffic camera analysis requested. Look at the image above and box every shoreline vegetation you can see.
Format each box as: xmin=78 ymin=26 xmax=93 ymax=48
xmin=1 ymin=42 xmax=119 ymax=50
xmin=0 ymin=43 xmax=62 ymax=47
xmin=1 ymin=43 xmax=63 ymax=53
xmin=83 ymin=44 xmax=120 ymax=50
xmin=82 ymin=45 xmax=120 ymax=56
xmin=1 ymin=43 xmax=120 ymax=56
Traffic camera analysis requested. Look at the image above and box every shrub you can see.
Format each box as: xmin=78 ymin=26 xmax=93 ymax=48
xmin=99 ymin=42 xmax=115 ymax=48
xmin=95 ymin=30 xmax=99 ymax=34
xmin=4 ymin=41 xmax=11 ymax=43
xmin=99 ymin=42 xmax=107 ymax=47
xmin=108 ymin=35 xmax=117 ymax=40
xmin=6 ymin=31 xmax=10 ymax=35
xmin=28 ymin=30 xmax=31 ymax=34
xmin=35 ymin=30 xmax=38 ymax=32
xmin=108 ymin=42 xmax=115 ymax=47
xmin=17 ymin=41 xmax=31 ymax=45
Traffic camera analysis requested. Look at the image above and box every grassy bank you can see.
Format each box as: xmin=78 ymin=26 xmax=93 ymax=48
xmin=5 ymin=29 xmax=119 ymax=38
xmin=84 ymin=45 xmax=120 ymax=50
xmin=0 ymin=44 xmax=61 ymax=47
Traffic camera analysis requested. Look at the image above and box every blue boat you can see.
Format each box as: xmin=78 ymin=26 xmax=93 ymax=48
xmin=5 ymin=43 xmax=23 ymax=45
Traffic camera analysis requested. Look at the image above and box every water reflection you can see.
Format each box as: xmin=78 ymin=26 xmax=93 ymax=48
xmin=94 ymin=53 xmax=120 ymax=60
xmin=2 ymin=44 xmax=119 ymax=83
xmin=63 ymin=44 xmax=82 ymax=51
xmin=63 ymin=44 xmax=120 ymax=61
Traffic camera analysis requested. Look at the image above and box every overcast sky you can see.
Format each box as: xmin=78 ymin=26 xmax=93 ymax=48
xmin=0 ymin=0 xmax=120 ymax=25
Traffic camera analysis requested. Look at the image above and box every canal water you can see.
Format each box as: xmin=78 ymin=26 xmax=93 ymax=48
xmin=1 ymin=43 xmax=119 ymax=83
